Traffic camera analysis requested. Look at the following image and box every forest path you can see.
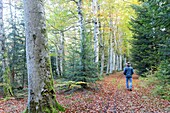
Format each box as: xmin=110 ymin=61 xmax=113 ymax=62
xmin=0 ymin=72 xmax=169 ymax=113
xmin=57 ymin=72 xmax=170 ymax=113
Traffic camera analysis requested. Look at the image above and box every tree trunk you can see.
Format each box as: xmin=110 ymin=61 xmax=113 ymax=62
xmin=23 ymin=0 xmax=63 ymax=112
xmin=55 ymin=31 xmax=64 ymax=77
xmin=92 ymin=0 xmax=99 ymax=63
xmin=109 ymin=18 xmax=113 ymax=74
xmin=55 ymin=45 xmax=60 ymax=77
xmin=100 ymin=47 xmax=104 ymax=75
xmin=112 ymin=51 xmax=116 ymax=71
xmin=100 ymin=23 xmax=105 ymax=76
xmin=119 ymin=55 xmax=122 ymax=71
xmin=59 ymin=31 xmax=64 ymax=76
xmin=116 ymin=54 xmax=119 ymax=71
xmin=9 ymin=0 xmax=17 ymax=85
xmin=0 ymin=0 xmax=13 ymax=97
xmin=109 ymin=47 xmax=113 ymax=74
xmin=77 ymin=0 xmax=86 ymax=70
xmin=106 ymin=46 xmax=110 ymax=74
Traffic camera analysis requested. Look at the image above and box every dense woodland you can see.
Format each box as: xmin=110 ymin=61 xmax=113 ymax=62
xmin=0 ymin=0 xmax=169 ymax=112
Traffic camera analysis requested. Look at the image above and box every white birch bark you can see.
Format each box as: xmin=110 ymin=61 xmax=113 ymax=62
xmin=100 ymin=28 xmax=104 ymax=76
xmin=100 ymin=47 xmax=104 ymax=75
xmin=92 ymin=0 xmax=99 ymax=63
xmin=109 ymin=19 xmax=113 ymax=74
xmin=23 ymin=0 xmax=61 ymax=112
xmin=118 ymin=55 xmax=120 ymax=71
xmin=112 ymin=51 xmax=116 ymax=71
xmin=119 ymin=55 xmax=122 ymax=70
xmin=118 ymin=31 xmax=123 ymax=71
xmin=109 ymin=46 xmax=113 ymax=73
xmin=55 ymin=45 xmax=60 ymax=76
xmin=116 ymin=55 xmax=119 ymax=71
xmin=77 ymin=0 xmax=85 ymax=67
xmin=77 ymin=0 xmax=85 ymax=46
xmin=59 ymin=31 xmax=64 ymax=76
xmin=106 ymin=47 xmax=110 ymax=74
xmin=112 ymin=24 xmax=117 ymax=72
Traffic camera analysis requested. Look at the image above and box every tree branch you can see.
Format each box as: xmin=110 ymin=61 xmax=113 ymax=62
xmin=69 ymin=0 xmax=78 ymax=5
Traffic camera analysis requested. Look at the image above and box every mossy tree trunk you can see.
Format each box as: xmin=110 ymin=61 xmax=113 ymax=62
xmin=23 ymin=0 xmax=64 ymax=112
xmin=0 ymin=0 xmax=13 ymax=97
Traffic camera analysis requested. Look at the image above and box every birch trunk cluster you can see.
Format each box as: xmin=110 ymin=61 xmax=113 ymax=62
xmin=106 ymin=16 xmax=126 ymax=74
xmin=91 ymin=1 xmax=126 ymax=75
xmin=46 ymin=0 xmax=129 ymax=77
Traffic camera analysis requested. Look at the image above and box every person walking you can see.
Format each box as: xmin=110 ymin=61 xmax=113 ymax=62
xmin=123 ymin=62 xmax=134 ymax=91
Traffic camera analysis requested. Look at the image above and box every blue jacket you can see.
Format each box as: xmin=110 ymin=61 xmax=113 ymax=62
xmin=123 ymin=66 xmax=134 ymax=78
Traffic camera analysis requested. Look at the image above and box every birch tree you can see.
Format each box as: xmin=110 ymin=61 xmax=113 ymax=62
xmin=46 ymin=0 xmax=76 ymax=77
xmin=23 ymin=0 xmax=64 ymax=112
xmin=77 ymin=0 xmax=85 ymax=68
xmin=71 ymin=0 xmax=86 ymax=70
xmin=65 ymin=0 xmax=98 ymax=82
xmin=58 ymin=31 xmax=64 ymax=76
xmin=55 ymin=31 xmax=64 ymax=77
xmin=109 ymin=18 xmax=113 ymax=74
xmin=0 ymin=0 xmax=13 ymax=97
xmin=92 ymin=0 xmax=99 ymax=63
xmin=100 ymin=23 xmax=105 ymax=76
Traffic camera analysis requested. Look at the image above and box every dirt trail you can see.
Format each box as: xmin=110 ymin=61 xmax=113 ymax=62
xmin=57 ymin=72 xmax=169 ymax=113
xmin=0 ymin=72 xmax=169 ymax=113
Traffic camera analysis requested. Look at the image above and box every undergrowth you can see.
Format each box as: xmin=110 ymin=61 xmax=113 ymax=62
xmin=139 ymin=61 xmax=170 ymax=101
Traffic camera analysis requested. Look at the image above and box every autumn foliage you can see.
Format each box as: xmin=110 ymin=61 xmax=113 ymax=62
xmin=0 ymin=72 xmax=169 ymax=113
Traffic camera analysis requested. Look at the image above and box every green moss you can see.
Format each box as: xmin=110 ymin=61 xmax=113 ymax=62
xmin=3 ymin=67 xmax=13 ymax=97
xmin=41 ymin=79 xmax=65 ymax=112
xmin=56 ymin=101 xmax=65 ymax=112
xmin=30 ymin=101 xmax=39 ymax=112
xmin=24 ymin=56 xmax=64 ymax=113
xmin=43 ymin=107 xmax=51 ymax=113
xmin=45 ymin=56 xmax=54 ymax=86
xmin=25 ymin=87 xmax=65 ymax=113
xmin=3 ymin=96 xmax=10 ymax=101
xmin=44 ymin=79 xmax=55 ymax=92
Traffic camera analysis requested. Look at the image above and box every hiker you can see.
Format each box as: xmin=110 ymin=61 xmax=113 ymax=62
xmin=123 ymin=62 xmax=134 ymax=91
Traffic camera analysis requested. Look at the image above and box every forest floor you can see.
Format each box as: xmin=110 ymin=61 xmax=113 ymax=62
xmin=0 ymin=72 xmax=169 ymax=113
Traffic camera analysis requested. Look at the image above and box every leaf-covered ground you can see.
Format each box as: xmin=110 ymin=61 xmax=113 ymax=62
xmin=0 ymin=72 xmax=169 ymax=112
